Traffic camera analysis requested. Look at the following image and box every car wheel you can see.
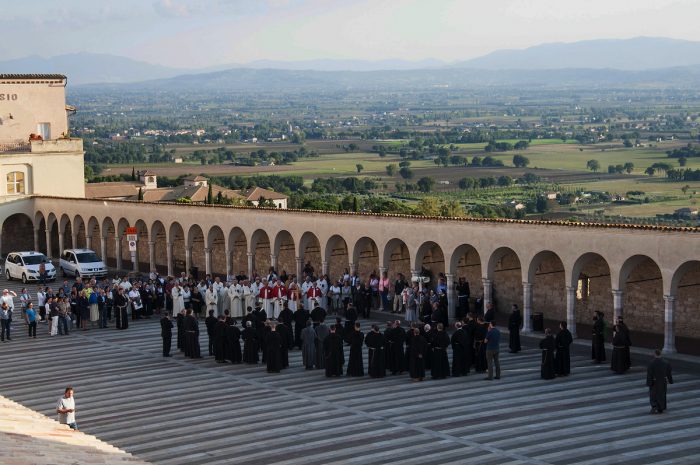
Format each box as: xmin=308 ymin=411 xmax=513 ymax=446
xmin=22 ymin=273 xmax=28 ymax=284
xmin=5 ymin=269 xmax=10 ymax=281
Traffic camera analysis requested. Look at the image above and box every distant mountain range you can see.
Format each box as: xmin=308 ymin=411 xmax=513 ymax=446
xmin=2 ymin=37 xmax=700 ymax=86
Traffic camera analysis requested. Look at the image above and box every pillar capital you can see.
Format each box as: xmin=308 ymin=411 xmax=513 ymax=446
xmin=663 ymin=294 xmax=676 ymax=303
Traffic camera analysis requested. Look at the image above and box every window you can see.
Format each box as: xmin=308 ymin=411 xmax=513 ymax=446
xmin=37 ymin=123 xmax=51 ymax=140
xmin=6 ymin=171 xmax=25 ymax=194
xmin=576 ymin=276 xmax=591 ymax=300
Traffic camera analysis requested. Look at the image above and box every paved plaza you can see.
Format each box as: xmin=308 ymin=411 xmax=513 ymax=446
xmin=1 ymin=283 xmax=699 ymax=464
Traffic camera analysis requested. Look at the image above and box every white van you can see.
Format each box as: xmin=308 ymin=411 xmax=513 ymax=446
xmin=5 ymin=251 xmax=56 ymax=283
xmin=59 ymin=249 xmax=108 ymax=278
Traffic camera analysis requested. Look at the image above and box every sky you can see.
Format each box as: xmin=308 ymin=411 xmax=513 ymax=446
xmin=2 ymin=0 xmax=700 ymax=68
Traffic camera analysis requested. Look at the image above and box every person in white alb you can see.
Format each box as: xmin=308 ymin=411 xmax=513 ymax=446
xmin=242 ymin=280 xmax=255 ymax=313
xmin=56 ymin=386 xmax=78 ymax=430
xmin=205 ymin=285 xmax=218 ymax=316
xmin=228 ymin=280 xmax=243 ymax=318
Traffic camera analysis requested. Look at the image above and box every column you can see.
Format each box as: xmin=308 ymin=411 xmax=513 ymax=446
xmin=86 ymin=234 xmax=93 ymax=250
xmin=565 ymin=285 xmax=577 ymax=338
xmin=522 ymin=282 xmax=533 ymax=332
xmin=71 ymin=230 xmax=78 ymax=250
xmin=114 ymin=236 xmax=122 ymax=270
xmin=148 ymin=241 xmax=156 ymax=273
xmin=446 ymin=273 xmax=455 ymax=322
xmin=270 ymin=254 xmax=277 ymax=271
xmin=295 ymin=256 xmax=303 ymax=278
xmin=225 ymin=247 xmax=232 ymax=278
xmin=100 ymin=236 xmax=107 ymax=262
xmin=662 ymin=295 xmax=676 ymax=354
xmin=349 ymin=262 xmax=356 ymax=275
xmin=132 ymin=248 xmax=139 ymax=272
xmin=166 ymin=242 xmax=174 ymax=277
xmin=247 ymin=252 xmax=254 ymax=278
xmin=45 ymin=229 xmax=52 ymax=258
xmin=612 ymin=289 xmax=624 ymax=320
xmin=204 ymin=247 xmax=212 ymax=276
xmin=322 ymin=261 xmax=329 ymax=277
xmin=185 ymin=246 xmax=192 ymax=276
xmin=482 ymin=278 xmax=493 ymax=309
xmin=58 ymin=232 xmax=65 ymax=256
xmin=33 ymin=229 xmax=40 ymax=252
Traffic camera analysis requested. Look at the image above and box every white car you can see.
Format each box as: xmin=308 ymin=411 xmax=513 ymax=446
xmin=59 ymin=249 xmax=108 ymax=278
xmin=5 ymin=251 xmax=56 ymax=283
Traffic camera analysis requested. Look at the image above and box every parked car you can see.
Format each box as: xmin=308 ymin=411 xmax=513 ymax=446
xmin=59 ymin=249 xmax=108 ymax=278
xmin=5 ymin=251 xmax=56 ymax=283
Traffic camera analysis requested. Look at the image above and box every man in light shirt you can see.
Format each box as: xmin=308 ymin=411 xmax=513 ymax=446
xmin=56 ymin=386 xmax=78 ymax=430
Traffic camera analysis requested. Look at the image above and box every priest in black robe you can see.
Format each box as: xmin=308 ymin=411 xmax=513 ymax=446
xmin=344 ymin=305 xmax=358 ymax=341
xmin=333 ymin=317 xmax=345 ymax=345
xmin=176 ymin=310 xmax=185 ymax=352
xmin=346 ymin=322 xmax=364 ymax=377
xmin=324 ymin=326 xmax=345 ymax=377
xmin=314 ymin=321 xmax=330 ymax=369
xmin=160 ymin=312 xmax=173 ymax=357
xmin=301 ymin=320 xmax=317 ymax=369
xmin=451 ymin=322 xmax=468 ymax=376
xmin=205 ymin=310 xmax=218 ymax=356
xmin=225 ymin=320 xmax=242 ymax=364
xmin=277 ymin=321 xmax=292 ymax=368
xmin=390 ymin=321 xmax=406 ymax=375
xmin=423 ymin=323 xmax=436 ymax=371
xmin=242 ymin=321 xmax=259 ymax=364
xmin=611 ymin=318 xmax=632 ymax=373
xmin=408 ymin=327 xmax=427 ymax=381
xmin=508 ymin=305 xmax=522 ymax=353
xmin=539 ymin=328 xmax=556 ymax=379
xmin=463 ymin=315 xmax=477 ymax=374
xmin=310 ymin=306 xmax=327 ymax=327
xmin=184 ymin=309 xmax=201 ymax=358
xmin=473 ymin=318 xmax=488 ymax=373
xmin=592 ymin=311 xmax=606 ymax=363
xmin=278 ymin=304 xmax=293 ymax=329
xmin=646 ymin=349 xmax=673 ymax=414
xmin=293 ymin=307 xmax=310 ymax=349
xmin=265 ymin=322 xmax=283 ymax=373
xmin=430 ymin=323 xmax=450 ymax=379
xmin=365 ymin=325 xmax=386 ymax=378
xmin=554 ymin=321 xmax=573 ymax=376
xmin=213 ymin=316 xmax=228 ymax=363
xmin=384 ymin=321 xmax=395 ymax=372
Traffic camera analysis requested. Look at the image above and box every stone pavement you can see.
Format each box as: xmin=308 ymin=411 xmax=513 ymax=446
xmin=2 ymin=310 xmax=700 ymax=465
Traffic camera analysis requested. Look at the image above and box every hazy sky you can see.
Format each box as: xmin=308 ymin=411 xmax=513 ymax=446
xmin=2 ymin=0 xmax=700 ymax=67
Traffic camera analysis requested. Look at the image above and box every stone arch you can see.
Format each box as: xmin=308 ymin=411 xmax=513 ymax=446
xmin=228 ymin=227 xmax=247 ymax=278
xmin=86 ymin=216 xmax=100 ymax=251
xmin=1 ymin=213 xmax=34 ymax=255
xmin=101 ymin=217 xmax=116 ymax=267
xmin=298 ymin=232 xmax=322 ymax=278
xmin=47 ymin=213 xmax=59 ymax=258
xmin=35 ymin=212 xmax=47 ymax=254
xmin=414 ymin=241 xmax=446 ymax=289
xmin=670 ymin=260 xmax=700 ymax=355
xmin=570 ymin=252 xmax=613 ymax=334
xmin=273 ymin=230 xmax=295 ymax=279
xmin=352 ymin=237 xmax=379 ymax=280
xmin=168 ymin=222 xmax=186 ymax=276
xmin=382 ymin=238 xmax=411 ymax=280
xmin=449 ymin=243 xmax=483 ymax=306
xmin=73 ymin=215 xmax=86 ymax=249
xmin=324 ymin=234 xmax=349 ymax=281
xmin=150 ymin=220 xmax=167 ymax=275
xmin=526 ymin=250 xmax=566 ymax=327
xmin=187 ymin=224 xmax=206 ymax=279
xmin=59 ymin=213 xmax=73 ymax=252
xmin=117 ymin=218 xmax=131 ymax=271
xmin=206 ymin=226 xmax=226 ymax=277
xmin=487 ymin=247 xmax=523 ymax=316
xmin=619 ymin=255 xmax=664 ymax=347
xmin=134 ymin=219 xmax=149 ymax=272
xmin=250 ymin=229 xmax=271 ymax=278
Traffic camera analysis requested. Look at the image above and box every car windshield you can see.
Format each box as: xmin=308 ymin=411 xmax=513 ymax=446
xmin=76 ymin=252 xmax=101 ymax=263
xmin=22 ymin=254 xmax=49 ymax=265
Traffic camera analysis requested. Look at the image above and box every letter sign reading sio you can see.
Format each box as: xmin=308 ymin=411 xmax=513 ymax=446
xmin=0 ymin=94 xmax=19 ymax=101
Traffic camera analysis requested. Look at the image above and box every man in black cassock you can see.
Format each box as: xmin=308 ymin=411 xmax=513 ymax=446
xmin=314 ymin=320 xmax=330 ymax=369
xmin=555 ymin=321 xmax=573 ymax=376
xmin=242 ymin=320 xmax=258 ymax=364
xmin=278 ymin=304 xmax=293 ymax=329
xmin=184 ymin=309 xmax=201 ymax=358
xmin=265 ymin=322 xmax=283 ymax=373
xmin=344 ymin=305 xmax=358 ymax=342
xmin=431 ymin=323 xmax=450 ymax=379
xmin=310 ymin=306 xmax=326 ymax=327
xmin=463 ymin=314 xmax=477 ymax=374
xmin=365 ymin=324 xmax=386 ymax=378
xmin=346 ymin=322 xmax=364 ymax=377
xmin=293 ymin=307 xmax=310 ymax=349
xmin=225 ymin=319 xmax=242 ymax=364
xmin=539 ymin=328 xmax=556 ymax=379
xmin=473 ymin=317 xmax=488 ymax=373
xmin=390 ymin=321 xmax=406 ymax=375
xmin=205 ymin=310 xmax=218 ymax=356
xmin=324 ymin=325 xmax=344 ymax=377
xmin=456 ymin=277 xmax=470 ymax=320
xmin=592 ymin=311 xmax=606 ymax=363
xmin=176 ymin=310 xmax=185 ymax=352
xmin=408 ymin=327 xmax=427 ymax=381
xmin=333 ymin=317 xmax=345 ymax=344
xmin=451 ymin=322 xmax=468 ymax=376
xmin=160 ymin=312 xmax=173 ymax=357
xmin=647 ymin=349 xmax=673 ymax=414
xmin=611 ymin=317 xmax=632 ymax=374
xmin=213 ymin=315 xmax=227 ymax=363
xmin=508 ymin=305 xmax=522 ymax=353
xmin=277 ymin=320 xmax=291 ymax=368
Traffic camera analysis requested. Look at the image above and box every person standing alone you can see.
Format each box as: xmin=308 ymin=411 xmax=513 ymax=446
xmin=647 ymin=349 xmax=673 ymax=414
xmin=56 ymin=387 xmax=78 ymax=430
xmin=483 ymin=321 xmax=501 ymax=380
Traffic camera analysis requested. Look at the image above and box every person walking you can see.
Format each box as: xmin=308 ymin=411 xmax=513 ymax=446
xmin=647 ymin=349 xmax=673 ymax=414
xmin=483 ymin=321 xmax=501 ymax=380
xmin=56 ymin=387 xmax=78 ymax=430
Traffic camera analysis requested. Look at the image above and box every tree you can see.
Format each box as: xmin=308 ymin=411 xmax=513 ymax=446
xmin=514 ymin=140 xmax=530 ymax=150
xmin=679 ymin=157 xmax=687 ymax=167
xmin=471 ymin=156 xmax=482 ymax=167
xmin=682 ymin=184 xmax=690 ymax=195
xmin=440 ymin=199 xmax=465 ymax=217
xmin=386 ymin=164 xmax=398 ymax=176
xmin=623 ymin=138 xmax=633 ymax=148
xmin=645 ymin=166 xmax=656 ymax=176
xmin=415 ymin=197 xmax=441 ymax=216
xmin=497 ymin=175 xmax=513 ymax=187
xmin=355 ymin=164 xmax=364 ymax=174
xmin=131 ymin=166 xmax=136 ymax=181
xmin=512 ymin=154 xmax=530 ymax=168
xmin=348 ymin=143 xmax=359 ymax=151
xmin=399 ymin=167 xmax=414 ymax=179
xmin=535 ymin=195 xmax=549 ymax=213
xmin=398 ymin=160 xmax=411 ymax=168
xmin=417 ymin=176 xmax=435 ymax=193
xmin=206 ymin=183 xmax=213 ymax=204
xmin=458 ymin=177 xmax=475 ymax=190
xmin=586 ymin=159 xmax=600 ymax=173
xmin=624 ymin=162 xmax=635 ymax=174
xmin=137 ymin=187 xmax=144 ymax=201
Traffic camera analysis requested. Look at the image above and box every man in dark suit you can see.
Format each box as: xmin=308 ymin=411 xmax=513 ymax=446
xmin=160 ymin=312 xmax=173 ymax=357
xmin=647 ymin=349 xmax=673 ymax=414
